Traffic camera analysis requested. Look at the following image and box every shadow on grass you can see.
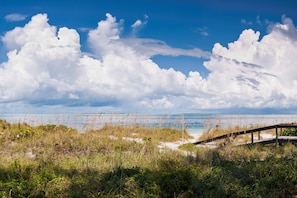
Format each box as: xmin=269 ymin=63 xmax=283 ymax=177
xmin=0 ymin=153 xmax=297 ymax=197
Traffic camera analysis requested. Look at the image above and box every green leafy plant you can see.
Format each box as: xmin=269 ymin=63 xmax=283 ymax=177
xmin=282 ymin=128 xmax=297 ymax=136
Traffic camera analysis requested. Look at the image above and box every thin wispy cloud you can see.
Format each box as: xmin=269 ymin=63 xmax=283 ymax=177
xmin=4 ymin=13 xmax=27 ymax=22
xmin=131 ymin=14 xmax=148 ymax=36
xmin=78 ymin=27 xmax=92 ymax=32
xmin=256 ymin=15 xmax=262 ymax=25
xmin=131 ymin=19 xmax=142 ymax=29
xmin=196 ymin=27 xmax=209 ymax=36
xmin=241 ymin=19 xmax=252 ymax=25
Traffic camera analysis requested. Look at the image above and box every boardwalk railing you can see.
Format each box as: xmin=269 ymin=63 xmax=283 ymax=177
xmin=193 ymin=123 xmax=297 ymax=146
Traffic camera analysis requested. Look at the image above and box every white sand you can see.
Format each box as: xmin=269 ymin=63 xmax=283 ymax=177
xmin=108 ymin=131 xmax=205 ymax=152
xmin=158 ymin=132 xmax=202 ymax=151
xmin=260 ymin=133 xmax=274 ymax=139
xmin=190 ymin=132 xmax=204 ymax=140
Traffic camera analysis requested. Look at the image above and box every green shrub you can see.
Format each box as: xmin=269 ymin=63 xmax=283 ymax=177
xmin=45 ymin=177 xmax=71 ymax=197
xmin=0 ymin=119 xmax=10 ymax=131
xmin=282 ymin=128 xmax=297 ymax=136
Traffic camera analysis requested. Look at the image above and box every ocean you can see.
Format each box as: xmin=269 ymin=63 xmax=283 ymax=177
xmin=1 ymin=113 xmax=297 ymax=137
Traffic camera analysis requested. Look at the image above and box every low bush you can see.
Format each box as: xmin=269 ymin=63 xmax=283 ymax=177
xmin=282 ymin=127 xmax=297 ymax=136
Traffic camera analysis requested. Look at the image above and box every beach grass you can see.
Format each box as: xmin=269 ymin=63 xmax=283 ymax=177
xmin=0 ymin=119 xmax=297 ymax=197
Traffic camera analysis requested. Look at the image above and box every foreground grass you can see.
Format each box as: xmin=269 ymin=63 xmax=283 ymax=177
xmin=0 ymin=120 xmax=297 ymax=197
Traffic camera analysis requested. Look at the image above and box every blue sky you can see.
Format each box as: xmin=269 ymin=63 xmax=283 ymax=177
xmin=0 ymin=0 xmax=297 ymax=114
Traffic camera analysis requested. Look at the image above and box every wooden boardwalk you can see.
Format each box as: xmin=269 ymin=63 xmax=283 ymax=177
xmin=236 ymin=136 xmax=297 ymax=146
xmin=193 ymin=123 xmax=297 ymax=146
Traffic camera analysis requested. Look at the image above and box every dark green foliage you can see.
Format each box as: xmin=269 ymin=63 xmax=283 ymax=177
xmin=36 ymin=124 xmax=76 ymax=133
xmin=282 ymin=127 xmax=297 ymax=136
xmin=0 ymin=119 xmax=10 ymax=131
xmin=0 ymin=157 xmax=297 ymax=197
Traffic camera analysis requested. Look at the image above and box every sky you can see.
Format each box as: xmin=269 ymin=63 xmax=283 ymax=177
xmin=0 ymin=0 xmax=297 ymax=114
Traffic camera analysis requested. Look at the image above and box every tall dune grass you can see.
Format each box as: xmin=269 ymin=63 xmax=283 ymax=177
xmin=1 ymin=118 xmax=297 ymax=197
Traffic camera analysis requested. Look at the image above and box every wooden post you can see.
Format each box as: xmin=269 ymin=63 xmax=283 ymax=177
xmin=258 ymin=131 xmax=261 ymax=140
xmin=181 ymin=114 xmax=184 ymax=142
xmin=251 ymin=131 xmax=254 ymax=144
xmin=275 ymin=127 xmax=279 ymax=147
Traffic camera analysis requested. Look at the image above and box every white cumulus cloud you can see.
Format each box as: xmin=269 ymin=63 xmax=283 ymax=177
xmin=203 ymin=16 xmax=297 ymax=109
xmin=0 ymin=13 xmax=297 ymax=113
xmin=0 ymin=13 xmax=208 ymax=112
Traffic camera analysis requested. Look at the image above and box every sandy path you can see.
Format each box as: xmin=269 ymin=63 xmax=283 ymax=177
xmin=158 ymin=132 xmax=202 ymax=151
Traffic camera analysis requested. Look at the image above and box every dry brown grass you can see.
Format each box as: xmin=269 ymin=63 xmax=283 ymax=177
xmin=87 ymin=125 xmax=192 ymax=142
xmin=0 ymin=121 xmax=192 ymax=173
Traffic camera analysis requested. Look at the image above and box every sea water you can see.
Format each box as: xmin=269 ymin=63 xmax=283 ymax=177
xmin=1 ymin=113 xmax=297 ymax=137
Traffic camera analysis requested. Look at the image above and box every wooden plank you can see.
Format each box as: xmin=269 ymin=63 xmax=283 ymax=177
xmin=236 ymin=136 xmax=297 ymax=146
xmin=276 ymin=128 xmax=279 ymax=147
xmin=193 ymin=123 xmax=297 ymax=145
xmin=236 ymin=138 xmax=275 ymax=146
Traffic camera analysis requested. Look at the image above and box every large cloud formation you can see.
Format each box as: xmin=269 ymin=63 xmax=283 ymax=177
xmin=0 ymin=13 xmax=297 ymax=113
xmin=205 ymin=16 xmax=297 ymax=109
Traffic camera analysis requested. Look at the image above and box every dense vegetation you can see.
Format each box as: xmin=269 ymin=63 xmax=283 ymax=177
xmin=0 ymin=119 xmax=297 ymax=197
xmin=282 ymin=127 xmax=297 ymax=136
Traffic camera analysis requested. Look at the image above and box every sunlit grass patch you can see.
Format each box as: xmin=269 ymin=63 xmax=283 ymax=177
xmin=86 ymin=125 xmax=192 ymax=143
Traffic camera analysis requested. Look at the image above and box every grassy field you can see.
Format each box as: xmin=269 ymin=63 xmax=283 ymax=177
xmin=0 ymin=119 xmax=297 ymax=197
